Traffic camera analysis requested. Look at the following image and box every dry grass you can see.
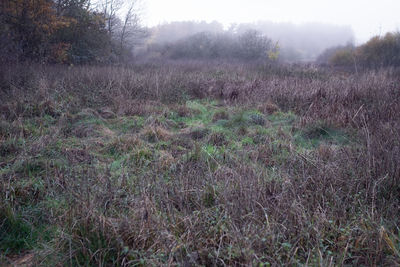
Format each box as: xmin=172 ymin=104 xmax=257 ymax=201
xmin=0 ymin=62 xmax=399 ymax=266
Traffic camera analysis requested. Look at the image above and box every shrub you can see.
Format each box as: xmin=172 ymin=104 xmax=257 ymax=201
xmin=161 ymin=30 xmax=276 ymax=62
xmin=329 ymin=47 xmax=356 ymax=67
xmin=358 ymin=32 xmax=400 ymax=68
xmin=318 ymin=32 xmax=400 ymax=69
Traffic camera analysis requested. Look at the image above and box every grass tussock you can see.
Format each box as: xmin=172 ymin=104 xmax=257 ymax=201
xmin=0 ymin=62 xmax=399 ymax=266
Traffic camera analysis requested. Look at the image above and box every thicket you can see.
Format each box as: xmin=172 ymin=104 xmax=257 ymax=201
xmin=147 ymin=30 xmax=279 ymax=62
xmin=318 ymin=32 xmax=400 ymax=69
xmin=0 ymin=0 xmax=146 ymax=64
xmin=147 ymin=21 xmax=355 ymax=62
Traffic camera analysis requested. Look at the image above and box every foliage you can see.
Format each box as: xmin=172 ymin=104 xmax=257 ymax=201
xmin=0 ymin=0 xmax=68 ymax=61
xmin=358 ymin=32 xmax=400 ymax=68
xmin=316 ymin=44 xmax=355 ymax=66
xmin=318 ymin=32 xmax=400 ymax=69
xmin=236 ymin=30 xmax=272 ymax=61
xmin=153 ymin=30 xmax=276 ymax=62
xmin=147 ymin=20 xmax=354 ymax=62
xmin=53 ymin=1 xmax=111 ymax=63
xmin=329 ymin=47 xmax=356 ymax=67
xmin=0 ymin=0 xmax=145 ymax=63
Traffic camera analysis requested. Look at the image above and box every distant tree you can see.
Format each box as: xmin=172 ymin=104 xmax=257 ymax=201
xmin=155 ymin=29 xmax=276 ymax=62
xmin=330 ymin=47 xmax=358 ymax=72
xmin=95 ymin=0 xmax=147 ymax=61
xmin=279 ymin=46 xmax=304 ymax=62
xmin=317 ymin=32 xmax=400 ymax=70
xmin=236 ymin=30 xmax=272 ymax=61
xmin=358 ymin=32 xmax=400 ymax=68
xmin=234 ymin=21 xmax=355 ymax=62
xmin=317 ymin=45 xmax=348 ymax=66
xmin=149 ymin=21 xmax=224 ymax=44
xmin=115 ymin=1 xmax=148 ymax=60
xmin=169 ymin=32 xmax=213 ymax=59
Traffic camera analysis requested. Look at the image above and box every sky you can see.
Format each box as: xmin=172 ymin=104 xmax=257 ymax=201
xmin=143 ymin=0 xmax=400 ymax=43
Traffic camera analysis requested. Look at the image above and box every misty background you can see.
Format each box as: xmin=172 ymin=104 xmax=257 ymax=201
xmin=143 ymin=21 xmax=354 ymax=62
xmin=1 ymin=0 xmax=398 ymax=65
xmin=124 ymin=0 xmax=398 ymax=62
xmin=144 ymin=0 xmax=400 ymax=43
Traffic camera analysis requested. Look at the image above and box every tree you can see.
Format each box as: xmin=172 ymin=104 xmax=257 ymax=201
xmin=236 ymin=30 xmax=272 ymax=61
xmin=119 ymin=2 xmax=144 ymax=46
xmin=116 ymin=0 xmax=148 ymax=59
xmin=318 ymin=32 xmax=400 ymax=70
xmin=96 ymin=0 xmax=147 ymax=60
xmin=0 ymin=0 xmax=68 ymax=61
xmin=0 ymin=0 xmax=146 ymax=63
xmin=98 ymin=0 xmax=122 ymax=36
xmin=358 ymin=33 xmax=400 ymax=68
xmin=52 ymin=0 xmax=111 ymax=63
xmin=154 ymin=29 xmax=277 ymax=62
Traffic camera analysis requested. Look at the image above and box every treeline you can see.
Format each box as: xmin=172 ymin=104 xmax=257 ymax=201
xmin=317 ymin=32 xmax=400 ymax=69
xmin=145 ymin=21 xmax=354 ymax=62
xmin=147 ymin=30 xmax=279 ymax=62
xmin=0 ymin=0 xmax=146 ymax=64
xmin=150 ymin=21 xmax=224 ymax=44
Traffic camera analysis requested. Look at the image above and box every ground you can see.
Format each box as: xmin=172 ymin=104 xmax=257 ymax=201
xmin=0 ymin=63 xmax=399 ymax=266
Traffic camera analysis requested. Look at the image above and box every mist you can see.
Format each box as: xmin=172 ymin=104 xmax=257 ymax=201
xmin=145 ymin=0 xmax=400 ymax=43
xmin=1 ymin=0 xmax=400 ymax=265
xmin=143 ymin=20 xmax=355 ymax=62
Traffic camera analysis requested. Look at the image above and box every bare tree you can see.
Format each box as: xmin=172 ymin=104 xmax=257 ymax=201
xmin=95 ymin=0 xmax=147 ymax=60
xmin=97 ymin=0 xmax=123 ymax=36
xmin=119 ymin=0 xmax=148 ymax=52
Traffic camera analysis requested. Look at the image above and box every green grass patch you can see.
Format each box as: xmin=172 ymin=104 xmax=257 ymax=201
xmin=107 ymin=116 xmax=144 ymax=134
xmin=267 ymin=111 xmax=297 ymax=126
xmin=0 ymin=206 xmax=54 ymax=255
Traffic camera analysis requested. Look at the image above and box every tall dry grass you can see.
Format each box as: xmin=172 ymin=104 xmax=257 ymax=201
xmin=0 ymin=62 xmax=399 ymax=265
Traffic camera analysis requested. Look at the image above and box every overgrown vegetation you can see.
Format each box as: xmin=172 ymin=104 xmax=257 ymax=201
xmin=1 ymin=62 xmax=399 ymax=266
xmin=148 ymin=30 xmax=278 ymax=62
xmin=0 ymin=0 xmax=146 ymax=64
xmin=146 ymin=21 xmax=354 ymax=62
xmin=317 ymin=32 xmax=400 ymax=69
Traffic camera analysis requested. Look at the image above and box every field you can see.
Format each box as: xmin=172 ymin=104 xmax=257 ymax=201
xmin=1 ymin=62 xmax=399 ymax=266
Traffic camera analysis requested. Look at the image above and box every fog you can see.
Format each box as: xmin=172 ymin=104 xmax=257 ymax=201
xmin=144 ymin=0 xmax=400 ymax=43
xmin=145 ymin=21 xmax=354 ymax=62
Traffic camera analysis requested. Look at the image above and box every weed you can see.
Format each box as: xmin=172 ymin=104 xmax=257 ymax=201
xmin=0 ymin=138 xmax=22 ymax=157
xmin=1 ymin=63 xmax=399 ymax=266
xmin=208 ymin=132 xmax=227 ymax=146
xmin=249 ymin=113 xmax=266 ymax=126
xmin=190 ymin=127 xmax=209 ymax=140
xmin=212 ymin=110 xmax=230 ymax=122
xmin=0 ymin=205 xmax=53 ymax=255
xmin=257 ymin=101 xmax=280 ymax=115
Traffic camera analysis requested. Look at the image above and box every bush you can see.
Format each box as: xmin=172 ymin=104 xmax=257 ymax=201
xmin=318 ymin=32 xmax=400 ymax=69
xmin=158 ymin=30 xmax=275 ymax=62
xmin=358 ymin=32 xmax=400 ymax=68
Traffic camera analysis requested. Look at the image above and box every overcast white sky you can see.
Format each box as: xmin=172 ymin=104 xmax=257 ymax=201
xmin=143 ymin=0 xmax=400 ymax=43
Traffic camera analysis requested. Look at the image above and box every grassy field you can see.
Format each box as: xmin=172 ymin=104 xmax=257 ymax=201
xmin=1 ymin=62 xmax=399 ymax=266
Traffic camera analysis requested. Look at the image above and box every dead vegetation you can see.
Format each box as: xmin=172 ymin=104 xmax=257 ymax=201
xmin=0 ymin=62 xmax=399 ymax=266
